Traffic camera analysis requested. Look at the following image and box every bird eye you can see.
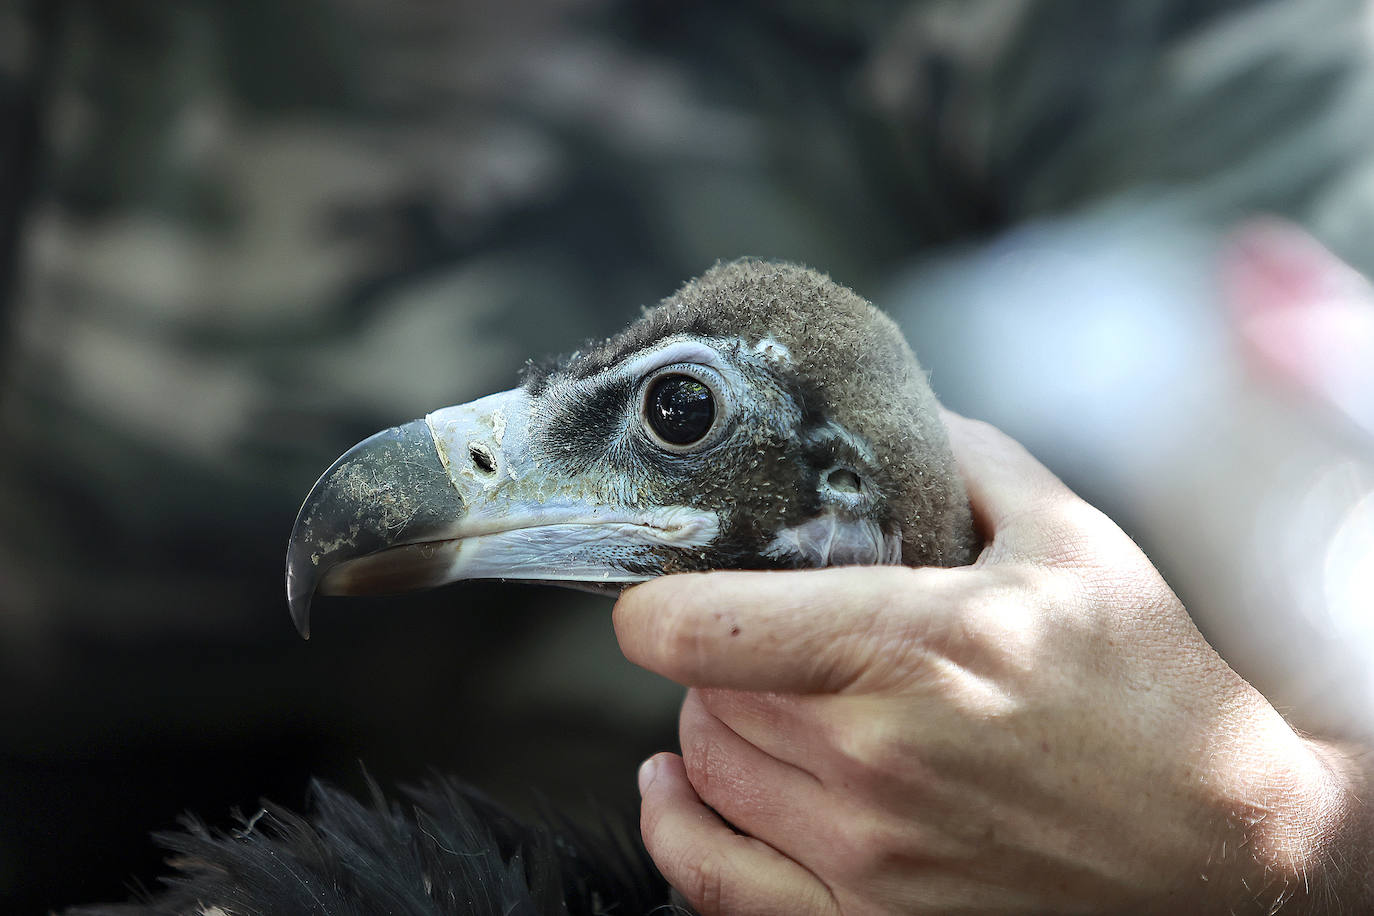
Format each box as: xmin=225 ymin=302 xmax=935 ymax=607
xmin=643 ymin=372 xmax=716 ymax=448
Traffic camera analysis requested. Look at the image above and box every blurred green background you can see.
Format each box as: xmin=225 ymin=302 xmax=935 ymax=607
xmin=3 ymin=1 xmax=1374 ymax=910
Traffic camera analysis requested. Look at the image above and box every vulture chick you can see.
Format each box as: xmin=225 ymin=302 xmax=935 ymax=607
xmin=74 ymin=259 xmax=976 ymax=916
xmin=287 ymin=258 xmax=976 ymax=635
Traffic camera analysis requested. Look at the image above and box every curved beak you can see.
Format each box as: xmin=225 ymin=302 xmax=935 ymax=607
xmin=285 ymin=388 xmax=717 ymax=638
xmin=285 ymin=419 xmax=465 ymax=638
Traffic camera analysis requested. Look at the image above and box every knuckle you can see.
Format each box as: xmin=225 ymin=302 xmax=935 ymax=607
xmin=953 ymin=580 xmax=1015 ymax=630
xmin=695 ymin=686 xmax=728 ymax=714
xmin=678 ymin=719 xmax=741 ymax=807
xmin=964 ymin=567 xmax=1049 ymax=624
xmin=669 ymin=842 xmax=729 ymax=914
xmin=695 ymin=686 xmax=749 ymax=721
xmin=832 ymin=715 xmax=915 ymax=783
xmin=905 ymin=580 xmax=1016 ymax=668
xmin=680 ymin=739 xmax=758 ymax=821
xmin=829 ymin=814 xmax=909 ymax=885
xmin=943 ymin=573 xmax=1060 ymax=683
xmin=680 ymin=732 xmax=719 ymax=797
xmin=845 ymin=590 xmax=938 ymax=680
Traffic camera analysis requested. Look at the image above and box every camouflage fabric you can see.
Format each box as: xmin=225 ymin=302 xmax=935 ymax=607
xmin=3 ymin=0 xmax=1373 ymax=909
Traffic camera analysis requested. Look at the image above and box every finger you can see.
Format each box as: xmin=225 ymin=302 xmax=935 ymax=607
xmin=938 ymin=410 xmax=1073 ymax=533
xmin=939 ymin=410 xmax=1114 ymax=562
xmin=614 ymin=564 xmax=967 ymax=693
xmin=695 ymin=688 xmax=822 ymax=771
xmin=638 ymin=752 xmax=840 ymax=916
xmin=678 ymin=689 xmax=827 ymax=852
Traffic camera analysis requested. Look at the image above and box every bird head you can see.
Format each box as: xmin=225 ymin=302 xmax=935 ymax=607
xmin=286 ymin=259 xmax=976 ymax=637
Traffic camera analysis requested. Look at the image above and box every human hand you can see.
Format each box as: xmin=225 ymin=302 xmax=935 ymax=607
xmin=613 ymin=413 xmax=1371 ymax=915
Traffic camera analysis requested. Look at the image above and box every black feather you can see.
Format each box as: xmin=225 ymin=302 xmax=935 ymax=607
xmin=67 ymin=776 xmax=687 ymax=916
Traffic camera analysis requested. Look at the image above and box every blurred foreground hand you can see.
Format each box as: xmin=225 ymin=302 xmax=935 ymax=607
xmin=615 ymin=413 xmax=1373 ymax=915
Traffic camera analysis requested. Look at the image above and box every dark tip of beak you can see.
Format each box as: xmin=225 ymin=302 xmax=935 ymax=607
xmin=286 ymin=542 xmax=317 ymax=640
xmin=284 ymin=420 xmax=465 ymax=639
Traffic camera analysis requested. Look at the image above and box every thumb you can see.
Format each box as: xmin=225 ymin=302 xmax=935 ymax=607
xmin=940 ymin=410 xmax=1111 ymax=563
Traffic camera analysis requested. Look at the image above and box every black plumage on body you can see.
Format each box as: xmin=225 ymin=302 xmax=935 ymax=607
xmin=71 ymin=776 xmax=681 ymax=916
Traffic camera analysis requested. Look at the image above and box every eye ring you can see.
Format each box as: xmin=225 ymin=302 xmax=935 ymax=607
xmin=638 ymin=364 xmax=730 ymax=453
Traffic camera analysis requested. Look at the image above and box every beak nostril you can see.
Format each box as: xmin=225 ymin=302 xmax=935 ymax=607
xmin=468 ymin=442 xmax=498 ymax=475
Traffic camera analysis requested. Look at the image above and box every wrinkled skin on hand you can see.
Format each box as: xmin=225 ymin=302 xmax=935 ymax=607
xmin=613 ymin=413 xmax=1372 ymax=915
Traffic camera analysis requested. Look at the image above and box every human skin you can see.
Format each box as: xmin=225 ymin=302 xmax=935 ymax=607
xmin=613 ymin=413 xmax=1374 ymax=915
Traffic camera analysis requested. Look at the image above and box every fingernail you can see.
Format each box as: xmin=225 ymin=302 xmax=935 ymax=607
xmin=637 ymin=756 xmax=659 ymax=796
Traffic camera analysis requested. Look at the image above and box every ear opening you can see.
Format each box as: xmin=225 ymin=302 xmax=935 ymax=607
xmin=820 ymin=464 xmax=873 ymax=513
xmin=807 ymin=420 xmax=879 ymax=508
xmin=825 ymin=467 xmax=863 ymax=494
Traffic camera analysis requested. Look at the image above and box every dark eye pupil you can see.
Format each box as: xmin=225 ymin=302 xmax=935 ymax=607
xmin=646 ymin=374 xmax=715 ymax=446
